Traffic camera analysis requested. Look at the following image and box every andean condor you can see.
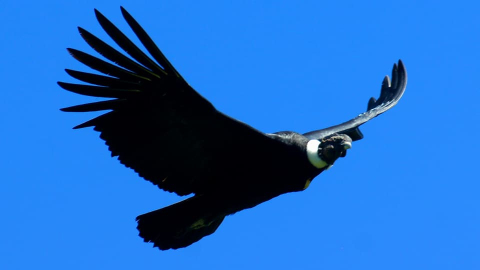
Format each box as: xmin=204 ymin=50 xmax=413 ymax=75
xmin=59 ymin=7 xmax=408 ymax=250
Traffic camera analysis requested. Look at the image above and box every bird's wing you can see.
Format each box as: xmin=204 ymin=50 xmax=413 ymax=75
xmin=59 ymin=7 xmax=277 ymax=196
xmin=303 ymin=60 xmax=407 ymax=141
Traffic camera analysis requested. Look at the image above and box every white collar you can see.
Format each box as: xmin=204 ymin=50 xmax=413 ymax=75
xmin=306 ymin=140 xmax=329 ymax=169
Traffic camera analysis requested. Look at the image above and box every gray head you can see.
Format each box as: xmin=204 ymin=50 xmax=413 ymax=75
xmin=306 ymin=133 xmax=352 ymax=169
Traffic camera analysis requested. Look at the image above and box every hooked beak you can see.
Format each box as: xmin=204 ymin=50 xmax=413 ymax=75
xmin=339 ymin=141 xmax=351 ymax=158
xmin=341 ymin=141 xmax=352 ymax=150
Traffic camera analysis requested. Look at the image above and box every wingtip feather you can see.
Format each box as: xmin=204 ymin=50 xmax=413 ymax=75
xmin=367 ymin=97 xmax=376 ymax=111
xmin=120 ymin=6 xmax=129 ymax=17
xmin=397 ymin=59 xmax=407 ymax=78
xmin=382 ymin=75 xmax=391 ymax=88
xmin=94 ymin=8 xmax=103 ymax=19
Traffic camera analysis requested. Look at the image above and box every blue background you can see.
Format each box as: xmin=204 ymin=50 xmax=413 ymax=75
xmin=1 ymin=1 xmax=479 ymax=269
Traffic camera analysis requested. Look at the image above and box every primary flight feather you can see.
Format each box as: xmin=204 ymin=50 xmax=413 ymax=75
xmin=60 ymin=7 xmax=407 ymax=250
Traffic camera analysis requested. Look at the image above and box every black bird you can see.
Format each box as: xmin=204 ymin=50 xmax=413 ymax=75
xmin=59 ymin=7 xmax=407 ymax=250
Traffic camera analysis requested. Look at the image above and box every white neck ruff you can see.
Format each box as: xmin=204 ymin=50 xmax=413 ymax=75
xmin=306 ymin=140 xmax=328 ymax=169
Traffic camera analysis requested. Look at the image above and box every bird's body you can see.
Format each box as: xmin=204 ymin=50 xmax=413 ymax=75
xmin=137 ymin=131 xmax=319 ymax=249
xmin=60 ymin=7 xmax=407 ymax=250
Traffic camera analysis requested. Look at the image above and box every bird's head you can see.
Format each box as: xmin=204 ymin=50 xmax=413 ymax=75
xmin=306 ymin=134 xmax=352 ymax=169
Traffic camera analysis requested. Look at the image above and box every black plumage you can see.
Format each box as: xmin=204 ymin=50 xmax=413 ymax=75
xmin=59 ymin=7 xmax=407 ymax=250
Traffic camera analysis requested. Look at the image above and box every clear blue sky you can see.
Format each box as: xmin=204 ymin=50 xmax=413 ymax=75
xmin=1 ymin=1 xmax=479 ymax=269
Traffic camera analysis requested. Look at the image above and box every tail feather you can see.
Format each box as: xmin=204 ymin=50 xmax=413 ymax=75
xmin=136 ymin=195 xmax=225 ymax=250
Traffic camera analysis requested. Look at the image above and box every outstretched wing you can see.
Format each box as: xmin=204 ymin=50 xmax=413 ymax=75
xmin=303 ymin=60 xmax=407 ymax=141
xmin=59 ymin=7 xmax=276 ymax=196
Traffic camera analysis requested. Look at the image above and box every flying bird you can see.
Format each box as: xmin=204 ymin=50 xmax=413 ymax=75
xmin=59 ymin=7 xmax=407 ymax=250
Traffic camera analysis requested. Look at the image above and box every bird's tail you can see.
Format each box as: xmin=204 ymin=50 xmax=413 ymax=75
xmin=136 ymin=195 xmax=225 ymax=250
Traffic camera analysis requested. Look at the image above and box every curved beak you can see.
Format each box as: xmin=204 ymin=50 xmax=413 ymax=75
xmin=341 ymin=141 xmax=352 ymax=150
